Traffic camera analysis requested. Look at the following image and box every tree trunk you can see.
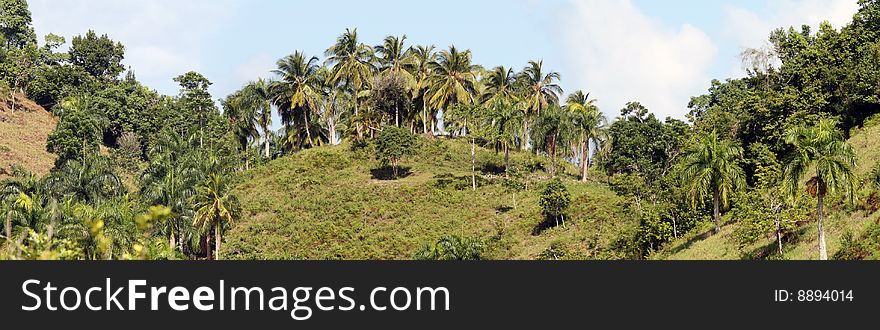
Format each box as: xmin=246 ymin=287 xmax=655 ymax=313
xmin=422 ymin=94 xmax=428 ymax=135
xmin=303 ymin=111 xmax=314 ymax=148
xmin=395 ymin=104 xmax=400 ymax=127
xmin=580 ymin=140 xmax=588 ymax=182
xmin=355 ymin=88 xmax=362 ymax=140
xmin=205 ymin=227 xmax=212 ymax=260
xmin=215 ymin=222 xmax=222 ymax=261
xmin=561 ymin=214 xmax=566 ymax=228
xmin=817 ymin=192 xmax=827 ymax=260
xmin=9 ymin=89 xmax=14 ymax=114
xmin=264 ymin=126 xmax=270 ymax=158
xmin=672 ymin=214 xmax=678 ymax=239
xmin=471 ymin=137 xmax=477 ymax=191
xmin=393 ymin=160 xmax=399 ymax=178
xmin=713 ymin=190 xmax=721 ymax=234
xmin=775 ymin=217 xmax=783 ymax=255
xmin=504 ymin=143 xmax=510 ymax=177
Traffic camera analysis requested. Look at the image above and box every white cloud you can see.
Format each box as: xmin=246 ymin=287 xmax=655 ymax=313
xmin=29 ymin=0 xmax=242 ymax=95
xmin=556 ymin=0 xmax=717 ymax=120
xmin=723 ymin=0 xmax=859 ymax=76
xmin=233 ymin=53 xmax=277 ymax=83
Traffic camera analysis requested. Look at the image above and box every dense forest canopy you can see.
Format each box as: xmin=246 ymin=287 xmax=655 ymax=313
xmin=2 ymin=0 xmax=880 ymax=260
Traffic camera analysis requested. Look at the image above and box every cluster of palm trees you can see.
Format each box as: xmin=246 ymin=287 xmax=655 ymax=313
xmin=223 ymin=29 xmax=608 ymax=178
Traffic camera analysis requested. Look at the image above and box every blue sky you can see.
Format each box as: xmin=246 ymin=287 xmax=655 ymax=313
xmin=29 ymin=0 xmax=860 ymax=122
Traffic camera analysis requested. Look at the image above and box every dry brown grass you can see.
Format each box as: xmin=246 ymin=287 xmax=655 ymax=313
xmin=0 ymin=93 xmax=57 ymax=179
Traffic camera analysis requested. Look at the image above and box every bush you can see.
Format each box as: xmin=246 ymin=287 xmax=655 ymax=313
xmin=373 ymin=126 xmax=416 ymax=179
xmin=414 ymin=235 xmax=483 ymax=260
xmin=539 ymin=177 xmax=571 ymax=228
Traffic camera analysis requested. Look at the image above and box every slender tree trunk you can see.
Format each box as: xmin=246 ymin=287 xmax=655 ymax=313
xmin=713 ymin=190 xmax=721 ymax=234
xmin=395 ymin=104 xmax=400 ymax=127
xmin=9 ymin=89 xmax=14 ymax=114
xmin=672 ymin=214 xmax=678 ymax=239
xmin=205 ymin=228 xmax=212 ymax=260
xmin=775 ymin=217 xmax=783 ymax=255
xmin=471 ymin=137 xmax=476 ymax=191
xmin=580 ymin=140 xmax=589 ymax=182
xmin=303 ymin=111 xmax=314 ymax=148
xmin=817 ymin=192 xmax=827 ymax=260
xmin=504 ymin=143 xmax=510 ymax=177
xmin=264 ymin=126 xmax=270 ymax=158
xmin=355 ymin=88 xmax=362 ymax=140
xmin=215 ymin=222 xmax=222 ymax=261
xmin=422 ymin=94 xmax=428 ymax=135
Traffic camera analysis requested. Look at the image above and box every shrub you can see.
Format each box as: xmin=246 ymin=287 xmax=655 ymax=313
xmin=414 ymin=235 xmax=483 ymax=260
xmin=539 ymin=177 xmax=571 ymax=228
xmin=373 ymin=126 xmax=416 ymax=179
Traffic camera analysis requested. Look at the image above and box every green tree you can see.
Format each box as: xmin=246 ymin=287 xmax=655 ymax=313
xmin=566 ymin=90 xmax=606 ymax=182
xmin=46 ymin=99 xmax=104 ymax=165
xmin=326 ymin=28 xmax=375 ymax=140
xmin=680 ymin=131 xmax=746 ymax=234
xmin=222 ymin=90 xmax=257 ymax=170
xmin=540 ymin=177 xmax=570 ymax=228
xmin=405 ymin=44 xmax=437 ymax=135
xmin=272 ymin=51 xmax=322 ymax=149
xmin=427 ymin=46 xmax=479 ymax=133
xmin=518 ymin=60 xmax=562 ymax=148
xmin=192 ymin=174 xmax=239 ymax=260
xmin=374 ymin=126 xmax=416 ymax=178
xmin=414 ymin=235 xmax=483 ymax=260
xmin=68 ymin=30 xmax=125 ymax=80
xmin=484 ymin=97 xmax=523 ymax=174
xmin=531 ymin=105 xmax=576 ymax=177
xmin=782 ymin=118 xmax=856 ymax=260
xmin=173 ymin=71 xmax=215 ymax=148
xmin=242 ymin=79 xmax=273 ymax=159
xmin=0 ymin=0 xmax=37 ymax=48
xmin=446 ymin=103 xmax=485 ymax=191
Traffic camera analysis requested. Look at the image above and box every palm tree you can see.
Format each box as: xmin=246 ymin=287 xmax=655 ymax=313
xmin=45 ymin=155 xmax=122 ymax=205
xmin=518 ymin=60 xmax=562 ymax=149
xmin=782 ymin=118 xmax=856 ymax=260
xmin=272 ymin=51 xmax=322 ymax=149
xmin=566 ymin=91 xmax=606 ymax=182
xmin=531 ymin=105 xmax=576 ymax=177
xmin=375 ymin=35 xmax=414 ymax=81
xmin=680 ymin=131 xmax=746 ymax=234
xmin=481 ymin=66 xmax=518 ymax=106
xmin=484 ymin=97 xmax=523 ymax=175
xmin=242 ymin=79 xmax=274 ymax=159
xmin=428 ymin=46 xmax=480 ymax=134
xmin=405 ymin=45 xmax=437 ymax=135
xmin=446 ymin=103 xmax=485 ymax=191
xmin=326 ymin=28 xmax=376 ymax=140
xmin=192 ymin=174 xmax=240 ymax=260
xmin=222 ymin=91 xmax=258 ymax=170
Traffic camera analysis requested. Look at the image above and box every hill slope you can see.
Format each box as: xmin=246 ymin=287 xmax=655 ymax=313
xmin=0 ymin=94 xmax=57 ymax=179
xmin=655 ymin=122 xmax=880 ymax=260
xmin=226 ymin=138 xmax=637 ymax=260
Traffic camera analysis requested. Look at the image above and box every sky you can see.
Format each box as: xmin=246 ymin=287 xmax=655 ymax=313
xmin=28 ymin=0 xmax=862 ymax=123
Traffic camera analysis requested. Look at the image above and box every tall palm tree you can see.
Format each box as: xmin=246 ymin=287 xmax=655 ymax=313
xmin=272 ymin=51 xmax=322 ymax=149
xmin=192 ymin=174 xmax=239 ymax=260
xmin=45 ymin=156 xmax=122 ymax=205
xmin=375 ymin=35 xmax=414 ymax=81
xmin=680 ymin=131 xmax=746 ymax=234
xmin=326 ymin=28 xmax=376 ymax=140
xmin=405 ymin=44 xmax=437 ymax=135
xmin=428 ymin=46 xmax=480 ymax=134
xmin=518 ymin=60 xmax=562 ymax=149
xmin=531 ymin=105 xmax=576 ymax=177
xmin=566 ymin=90 xmax=606 ymax=182
xmin=242 ymin=79 xmax=274 ymax=159
xmin=485 ymin=97 xmax=523 ymax=175
xmin=222 ymin=91 xmax=258 ymax=170
xmin=782 ymin=118 xmax=856 ymax=260
xmin=481 ymin=66 xmax=518 ymax=106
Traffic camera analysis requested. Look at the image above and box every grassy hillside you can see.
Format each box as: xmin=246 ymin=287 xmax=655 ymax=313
xmin=226 ymin=138 xmax=638 ymax=260
xmin=0 ymin=94 xmax=57 ymax=179
xmin=655 ymin=122 xmax=880 ymax=260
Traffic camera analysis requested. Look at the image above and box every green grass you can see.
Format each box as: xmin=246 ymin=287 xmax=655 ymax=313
xmin=225 ymin=138 xmax=637 ymax=260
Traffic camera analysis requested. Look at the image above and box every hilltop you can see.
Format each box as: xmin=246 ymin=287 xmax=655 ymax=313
xmin=0 ymin=94 xmax=57 ymax=179
xmin=226 ymin=138 xmax=639 ymax=260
